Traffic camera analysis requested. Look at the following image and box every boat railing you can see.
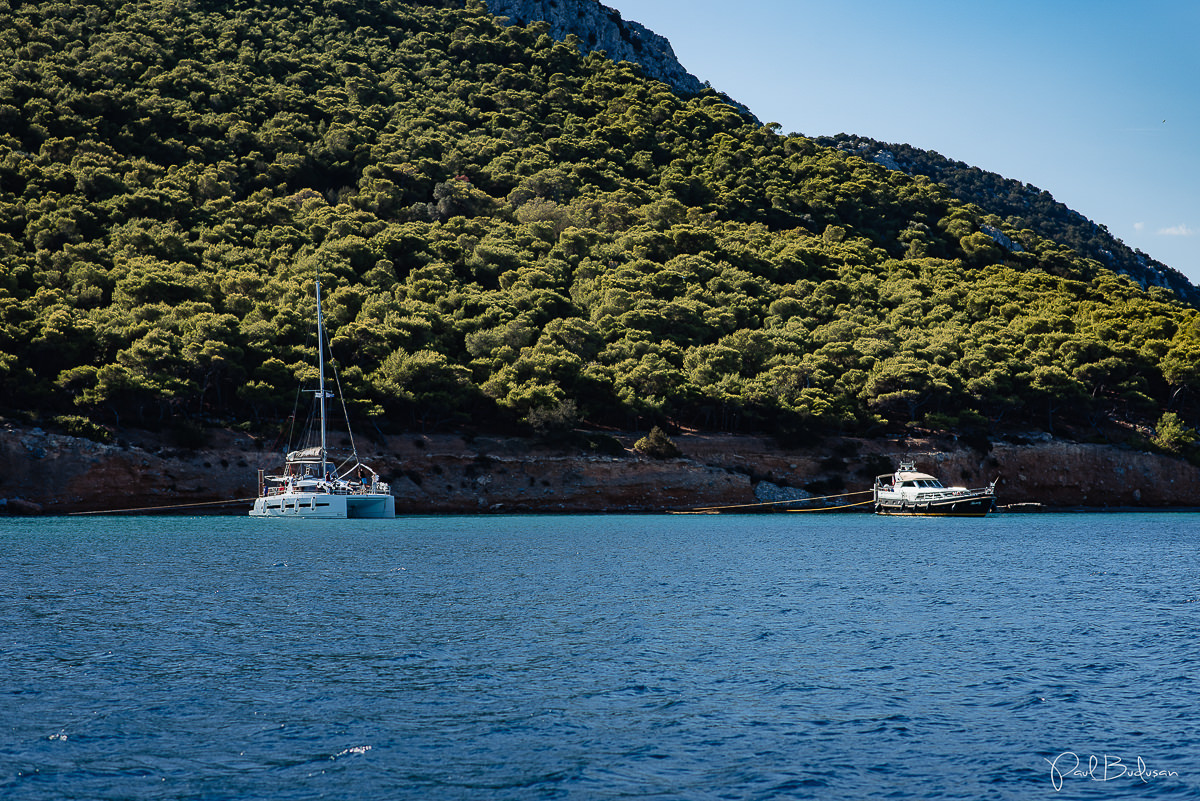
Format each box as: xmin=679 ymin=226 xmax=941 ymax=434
xmin=920 ymin=486 xmax=994 ymax=499
xmin=877 ymin=485 xmax=993 ymax=500
xmin=330 ymin=484 xmax=376 ymax=496
xmin=263 ymin=482 xmax=389 ymax=497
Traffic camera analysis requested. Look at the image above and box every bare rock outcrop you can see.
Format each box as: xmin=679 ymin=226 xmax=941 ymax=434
xmin=484 ymin=0 xmax=703 ymax=94
xmin=2 ymin=424 xmax=259 ymax=514
xmin=369 ymin=432 xmax=751 ymax=512
xmin=1 ymin=425 xmax=754 ymax=515
xmin=4 ymin=423 xmax=1198 ymax=514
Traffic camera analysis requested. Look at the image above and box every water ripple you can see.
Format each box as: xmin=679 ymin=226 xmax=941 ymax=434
xmin=1 ymin=513 xmax=1197 ymax=799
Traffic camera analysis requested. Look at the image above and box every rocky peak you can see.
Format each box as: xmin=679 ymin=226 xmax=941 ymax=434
xmin=484 ymin=0 xmax=704 ymax=95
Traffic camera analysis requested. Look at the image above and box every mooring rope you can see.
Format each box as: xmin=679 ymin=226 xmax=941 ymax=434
xmin=68 ymin=497 xmax=260 ymax=516
xmin=691 ymin=489 xmax=873 ymax=513
xmin=784 ymin=497 xmax=876 ymax=512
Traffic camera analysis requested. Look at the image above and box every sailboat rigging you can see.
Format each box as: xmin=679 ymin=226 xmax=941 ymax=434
xmin=249 ymin=270 xmax=395 ymax=518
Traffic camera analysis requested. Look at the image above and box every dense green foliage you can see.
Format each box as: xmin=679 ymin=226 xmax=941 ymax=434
xmin=2 ymin=0 xmax=1198 ymax=449
xmin=816 ymin=134 xmax=1200 ymax=307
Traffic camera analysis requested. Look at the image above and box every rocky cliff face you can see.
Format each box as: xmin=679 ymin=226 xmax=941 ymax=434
xmin=4 ymin=422 xmax=1199 ymax=514
xmin=484 ymin=0 xmax=703 ymax=94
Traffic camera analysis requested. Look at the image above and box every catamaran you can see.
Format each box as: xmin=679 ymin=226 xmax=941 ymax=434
xmin=249 ymin=271 xmax=394 ymax=519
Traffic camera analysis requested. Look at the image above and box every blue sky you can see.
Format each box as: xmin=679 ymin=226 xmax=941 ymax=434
xmin=615 ymin=0 xmax=1200 ymax=285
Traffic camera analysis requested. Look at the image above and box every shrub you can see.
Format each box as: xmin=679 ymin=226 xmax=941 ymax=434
xmin=634 ymin=426 xmax=681 ymax=459
xmin=53 ymin=415 xmax=112 ymax=443
xmin=1153 ymin=412 xmax=1196 ymax=453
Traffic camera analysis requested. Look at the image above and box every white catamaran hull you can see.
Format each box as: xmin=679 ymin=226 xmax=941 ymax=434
xmin=250 ymin=492 xmax=395 ymax=519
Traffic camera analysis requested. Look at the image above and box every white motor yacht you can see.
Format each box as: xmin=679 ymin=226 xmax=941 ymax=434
xmin=873 ymin=460 xmax=995 ymax=517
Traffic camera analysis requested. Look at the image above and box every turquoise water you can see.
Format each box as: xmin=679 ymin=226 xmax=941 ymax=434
xmin=2 ymin=513 xmax=1198 ymax=799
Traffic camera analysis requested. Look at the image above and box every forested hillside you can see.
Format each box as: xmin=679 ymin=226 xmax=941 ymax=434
xmin=2 ymin=0 xmax=1198 ymax=453
xmin=816 ymin=133 xmax=1200 ymax=307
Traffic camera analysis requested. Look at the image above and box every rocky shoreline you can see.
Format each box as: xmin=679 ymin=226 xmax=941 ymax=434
xmin=3 ymin=422 xmax=1199 ymax=515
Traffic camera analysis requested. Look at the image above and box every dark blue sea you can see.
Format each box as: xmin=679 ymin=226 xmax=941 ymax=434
xmin=2 ymin=513 xmax=1198 ymax=800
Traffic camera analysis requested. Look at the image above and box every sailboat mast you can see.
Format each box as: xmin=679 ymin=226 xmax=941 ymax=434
xmin=315 ymin=269 xmax=327 ymax=467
